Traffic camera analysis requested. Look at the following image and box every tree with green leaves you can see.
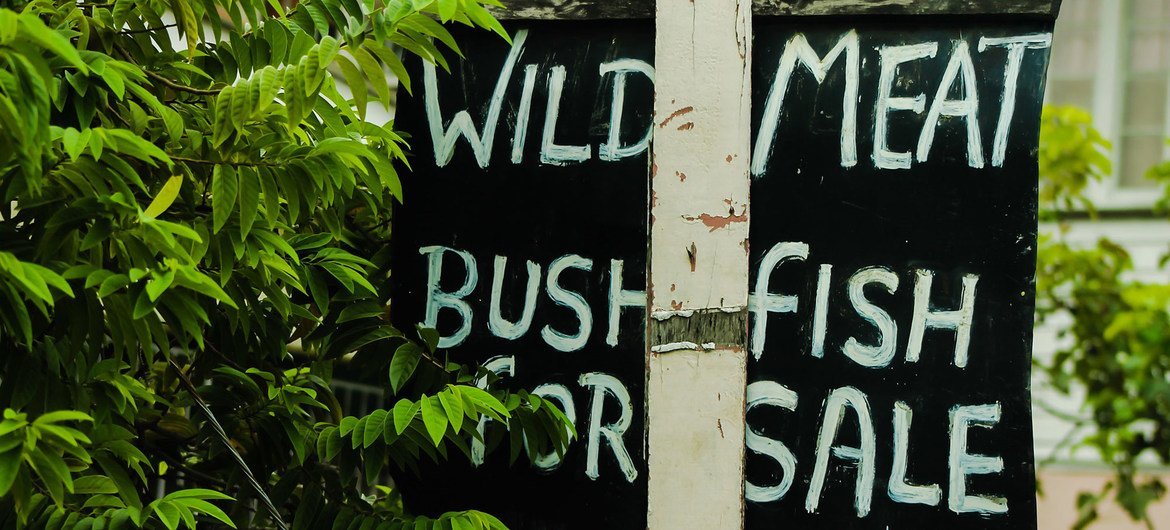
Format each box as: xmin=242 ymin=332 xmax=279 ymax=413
xmin=0 ymin=0 xmax=573 ymax=528
xmin=1035 ymin=105 xmax=1170 ymax=529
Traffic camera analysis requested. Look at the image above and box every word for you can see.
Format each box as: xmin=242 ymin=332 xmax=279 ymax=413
xmin=751 ymin=242 xmax=979 ymax=368
xmin=472 ymin=356 xmax=639 ymax=483
xmin=746 ymin=383 xmax=1007 ymax=516
xmin=752 ymin=30 xmax=1052 ymax=174
xmin=424 ymin=29 xmax=654 ymax=168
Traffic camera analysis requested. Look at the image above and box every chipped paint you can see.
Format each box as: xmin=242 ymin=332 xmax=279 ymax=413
xmin=651 ymin=308 xmax=696 ymax=320
xmin=658 ymin=105 xmax=694 ymax=128
xmin=651 ymin=341 xmax=701 ymax=353
xmin=686 ymin=211 xmax=749 ymax=232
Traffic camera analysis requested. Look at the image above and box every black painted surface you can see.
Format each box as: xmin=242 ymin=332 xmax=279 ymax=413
xmin=390 ymin=21 xmax=652 ymax=530
xmin=390 ymin=14 xmax=1050 ymax=530
xmin=493 ymin=0 xmax=1062 ymax=19
xmin=745 ymin=19 xmax=1051 ymax=529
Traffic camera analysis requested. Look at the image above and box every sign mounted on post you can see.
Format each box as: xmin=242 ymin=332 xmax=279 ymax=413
xmin=389 ymin=1 xmax=1059 ymax=529
xmin=390 ymin=17 xmax=654 ymax=529
xmin=744 ymin=13 xmax=1054 ymax=530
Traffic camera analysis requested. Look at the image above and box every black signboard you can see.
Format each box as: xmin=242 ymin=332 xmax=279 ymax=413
xmin=390 ymin=21 xmax=653 ymax=529
xmin=745 ymin=18 xmax=1052 ymax=529
xmin=391 ymin=11 xmax=1053 ymax=530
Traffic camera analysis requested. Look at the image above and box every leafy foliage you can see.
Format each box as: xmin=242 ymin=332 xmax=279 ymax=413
xmin=1035 ymin=106 xmax=1170 ymax=528
xmin=0 ymin=0 xmax=572 ymax=528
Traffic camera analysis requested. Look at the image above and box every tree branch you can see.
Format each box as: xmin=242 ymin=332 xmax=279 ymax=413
xmin=118 ymin=24 xmax=179 ymax=36
xmin=114 ymin=45 xmax=221 ymax=96
xmin=142 ymin=68 xmax=222 ymax=96
xmin=170 ymin=155 xmax=282 ymax=168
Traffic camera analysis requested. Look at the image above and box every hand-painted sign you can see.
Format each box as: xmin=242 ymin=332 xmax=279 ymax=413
xmin=745 ymin=19 xmax=1051 ymax=529
xmin=390 ymin=21 xmax=654 ymax=529
xmin=391 ymin=14 xmax=1052 ymax=530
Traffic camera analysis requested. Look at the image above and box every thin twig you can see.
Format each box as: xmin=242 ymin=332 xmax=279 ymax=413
xmin=118 ymin=24 xmax=179 ymax=35
xmin=141 ymin=68 xmax=222 ymax=95
xmin=171 ymin=155 xmax=282 ymax=168
xmin=114 ymin=44 xmax=221 ymax=96
xmin=169 ymin=359 xmax=290 ymax=530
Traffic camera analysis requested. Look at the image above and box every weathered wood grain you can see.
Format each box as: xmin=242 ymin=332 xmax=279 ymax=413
xmin=490 ymin=0 xmax=1060 ymax=19
xmin=490 ymin=0 xmax=653 ymax=20
xmin=752 ymin=0 xmax=1061 ymax=17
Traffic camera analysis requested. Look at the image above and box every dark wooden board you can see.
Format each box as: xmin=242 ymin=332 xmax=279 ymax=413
xmin=745 ymin=17 xmax=1053 ymax=529
xmin=489 ymin=0 xmax=1061 ymax=20
xmin=388 ymin=10 xmax=1053 ymax=530
xmin=752 ymin=0 xmax=1061 ymax=18
xmin=389 ymin=20 xmax=654 ymax=529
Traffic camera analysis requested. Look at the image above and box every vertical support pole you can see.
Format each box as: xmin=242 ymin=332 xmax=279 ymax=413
xmin=647 ymin=0 xmax=751 ymax=527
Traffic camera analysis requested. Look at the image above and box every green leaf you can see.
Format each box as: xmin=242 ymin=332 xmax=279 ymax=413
xmin=438 ymin=388 xmax=464 ymax=434
xmin=73 ymin=475 xmax=118 ymax=495
xmin=144 ymin=175 xmax=183 ymax=218
xmin=174 ymin=267 xmax=238 ymax=309
xmin=170 ymin=0 xmax=199 ymax=57
xmin=437 ymin=0 xmax=457 ymax=21
xmin=336 ymin=301 xmax=383 ymax=324
xmin=29 ymin=448 xmax=72 ymax=503
xmin=350 ymin=417 xmax=367 ymax=450
xmin=151 ymin=500 xmax=181 ymax=530
xmin=334 ymin=55 xmax=367 ymax=119
xmin=176 ymin=498 xmax=236 ymax=528
xmin=349 ymin=46 xmax=391 ymax=109
xmin=0 ymin=449 xmax=20 ymax=497
xmin=212 ymin=165 xmax=238 ymax=234
xmin=17 ymin=15 xmax=86 ymax=72
xmin=416 ymin=325 xmax=440 ymax=353
xmin=363 ymin=410 xmax=387 ymax=448
xmin=34 ymin=410 xmax=93 ymax=425
xmin=392 ymin=399 xmax=419 ymax=436
xmin=316 ymin=427 xmax=335 ymax=461
xmin=164 ymin=488 xmax=234 ymax=501
xmin=63 ymin=128 xmax=84 ymax=161
xmin=389 ymin=342 xmax=421 ymax=394
xmin=146 ymin=269 xmax=176 ymax=302
xmin=419 ymin=395 xmax=447 ymax=446
xmin=238 ymin=166 xmax=260 ymax=239
xmin=459 ymin=386 xmax=509 ymax=420
xmin=258 ymin=168 xmax=280 ymax=226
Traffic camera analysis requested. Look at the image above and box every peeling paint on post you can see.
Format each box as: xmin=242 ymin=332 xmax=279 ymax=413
xmin=647 ymin=0 xmax=751 ymax=528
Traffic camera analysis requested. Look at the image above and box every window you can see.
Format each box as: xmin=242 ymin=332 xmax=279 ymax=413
xmin=1047 ymin=0 xmax=1170 ymax=206
xmin=1047 ymin=0 xmax=1099 ymax=112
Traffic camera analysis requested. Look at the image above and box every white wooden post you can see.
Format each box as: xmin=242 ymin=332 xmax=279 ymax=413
xmin=646 ymin=0 xmax=752 ymax=527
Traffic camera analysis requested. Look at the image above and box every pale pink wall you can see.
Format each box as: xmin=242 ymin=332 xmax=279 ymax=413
xmin=1037 ymin=469 xmax=1170 ymax=529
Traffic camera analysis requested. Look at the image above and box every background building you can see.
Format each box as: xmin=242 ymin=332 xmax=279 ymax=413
xmin=1035 ymin=0 xmax=1170 ymax=527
